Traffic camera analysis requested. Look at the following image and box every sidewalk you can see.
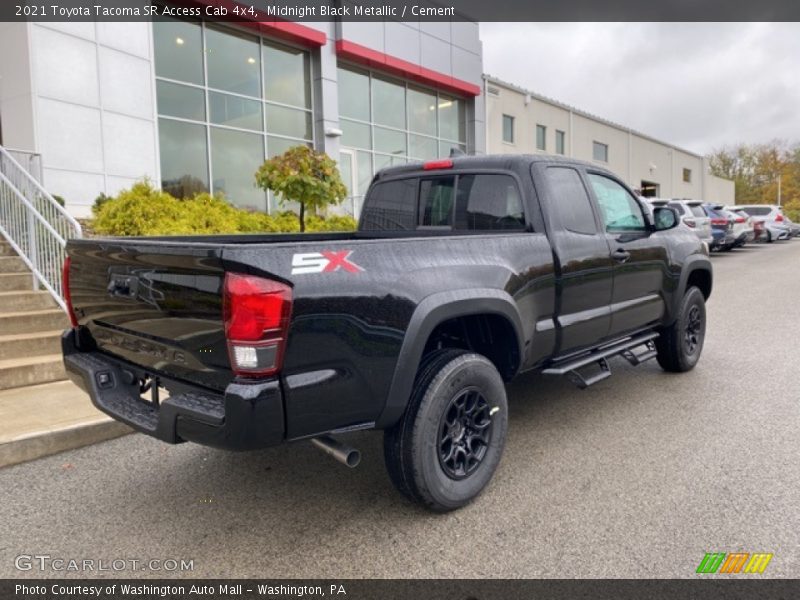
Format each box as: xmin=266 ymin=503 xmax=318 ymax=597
xmin=0 ymin=380 xmax=131 ymax=468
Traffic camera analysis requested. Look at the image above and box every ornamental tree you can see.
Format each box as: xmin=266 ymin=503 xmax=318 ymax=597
xmin=255 ymin=145 xmax=348 ymax=232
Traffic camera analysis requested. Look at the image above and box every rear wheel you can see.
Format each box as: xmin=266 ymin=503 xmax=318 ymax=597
xmin=767 ymin=230 xmax=773 ymax=243
xmin=383 ymin=349 xmax=508 ymax=511
xmin=656 ymin=286 xmax=707 ymax=372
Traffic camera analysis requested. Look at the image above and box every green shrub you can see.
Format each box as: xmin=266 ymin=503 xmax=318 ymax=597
xmin=305 ymin=213 xmax=358 ymax=232
xmin=92 ymin=193 xmax=112 ymax=215
xmin=91 ymin=180 xmax=358 ymax=236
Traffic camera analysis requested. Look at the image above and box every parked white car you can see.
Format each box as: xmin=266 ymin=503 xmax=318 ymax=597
xmin=734 ymin=205 xmax=791 ymax=243
xmin=720 ymin=208 xmax=752 ymax=247
xmin=648 ymin=198 xmax=713 ymax=247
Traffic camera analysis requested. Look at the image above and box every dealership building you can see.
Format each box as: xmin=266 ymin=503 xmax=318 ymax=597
xmin=0 ymin=15 xmax=485 ymax=218
xmin=485 ymin=75 xmax=734 ymax=204
xmin=0 ymin=16 xmax=734 ymax=220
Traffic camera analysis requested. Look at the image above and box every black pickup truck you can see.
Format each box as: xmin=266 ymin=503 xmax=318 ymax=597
xmin=62 ymin=155 xmax=711 ymax=511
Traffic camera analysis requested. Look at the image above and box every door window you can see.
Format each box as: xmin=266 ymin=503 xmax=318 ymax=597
xmin=545 ymin=167 xmax=597 ymax=234
xmin=587 ymin=174 xmax=646 ymax=232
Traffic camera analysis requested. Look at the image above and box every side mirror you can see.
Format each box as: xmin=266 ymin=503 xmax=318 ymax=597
xmin=653 ymin=206 xmax=679 ymax=231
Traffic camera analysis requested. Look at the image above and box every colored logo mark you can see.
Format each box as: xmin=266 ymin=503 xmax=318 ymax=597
xmin=696 ymin=552 xmax=773 ymax=574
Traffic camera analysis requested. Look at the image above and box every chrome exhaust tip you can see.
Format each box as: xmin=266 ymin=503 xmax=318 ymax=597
xmin=311 ymin=435 xmax=361 ymax=468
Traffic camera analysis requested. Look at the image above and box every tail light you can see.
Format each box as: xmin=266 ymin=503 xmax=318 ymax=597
xmin=684 ymin=218 xmax=696 ymax=228
xmin=775 ymin=213 xmax=784 ymax=222
xmin=62 ymin=256 xmax=79 ymax=328
xmin=710 ymin=218 xmax=728 ymax=226
xmin=734 ymin=216 xmax=745 ymax=223
xmin=223 ymin=273 xmax=292 ymax=377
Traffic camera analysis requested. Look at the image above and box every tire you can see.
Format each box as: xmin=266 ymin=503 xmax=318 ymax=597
xmin=656 ymin=286 xmax=707 ymax=373
xmin=383 ymin=349 xmax=508 ymax=511
xmin=767 ymin=230 xmax=773 ymax=243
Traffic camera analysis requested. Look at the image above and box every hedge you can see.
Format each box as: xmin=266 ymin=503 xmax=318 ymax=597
xmin=91 ymin=181 xmax=357 ymax=236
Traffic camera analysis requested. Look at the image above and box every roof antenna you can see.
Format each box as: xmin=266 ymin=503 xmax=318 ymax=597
xmin=449 ymin=147 xmax=466 ymax=157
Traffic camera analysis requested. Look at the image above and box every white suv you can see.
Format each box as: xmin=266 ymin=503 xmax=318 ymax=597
xmin=664 ymin=199 xmax=714 ymax=246
xmin=734 ymin=205 xmax=791 ymax=242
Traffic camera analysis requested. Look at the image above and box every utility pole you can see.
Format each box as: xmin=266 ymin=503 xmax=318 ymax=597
xmin=777 ymin=174 xmax=782 ymax=206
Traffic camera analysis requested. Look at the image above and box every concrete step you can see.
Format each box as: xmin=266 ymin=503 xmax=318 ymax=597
xmin=0 ymin=256 xmax=28 ymax=273
xmin=0 ymin=273 xmax=32 ymax=291
xmin=0 ymin=308 xmax=68 ymax=334
xmin=0 ymin=290 xmax=56 ymax=312
xmin=0 ymin=242 xmax=17 ymax=256
xmin=0 ymin=330 xmax=64 ymax=360
xmin=0 ymin=380 xmax=131 ymax=468
xmin=0 ymin=353 xmax=66 ymax=391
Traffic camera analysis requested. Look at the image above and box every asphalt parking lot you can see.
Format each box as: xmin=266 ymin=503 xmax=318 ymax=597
xmin=2 ymin=240 xmax=798 ymax=579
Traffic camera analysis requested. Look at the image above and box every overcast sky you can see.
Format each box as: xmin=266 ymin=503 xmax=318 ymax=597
xmin=480 ymin=23 xmax=800 ymax=156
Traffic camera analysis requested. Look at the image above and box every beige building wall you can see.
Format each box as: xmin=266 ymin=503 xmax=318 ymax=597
xmin=485 ymin=76 xmax=734 ymax=204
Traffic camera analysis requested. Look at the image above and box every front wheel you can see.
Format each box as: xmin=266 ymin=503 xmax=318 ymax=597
xmin=656 ymin=286 xmax=707 ymax=372
xmin=383 ymin=349 xmax=508 ymax=511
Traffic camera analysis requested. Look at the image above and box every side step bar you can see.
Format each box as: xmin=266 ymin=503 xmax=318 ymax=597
xmin=542 ymin=332 xmax=659 ymax=389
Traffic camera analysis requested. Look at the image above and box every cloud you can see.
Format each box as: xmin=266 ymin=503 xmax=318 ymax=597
xmin=481 ymin=23 xmax=800 ymax=155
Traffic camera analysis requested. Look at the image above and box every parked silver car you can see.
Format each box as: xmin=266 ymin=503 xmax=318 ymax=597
xmin=726 ymin=208 xmax=758 ymax=243
xmin=661 ymin=199 xmax=714 ymax=246
xmin=721 ymin=208 xmax=754 ymax=247
xmin=783 ymin=215 xmax=800 ymax=238
xmin=734 ymin=205 xmax=791 ymax=242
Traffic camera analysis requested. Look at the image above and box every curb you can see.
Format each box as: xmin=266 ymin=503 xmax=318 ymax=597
xmin=0 ymin=418 xmax=132 ymax=468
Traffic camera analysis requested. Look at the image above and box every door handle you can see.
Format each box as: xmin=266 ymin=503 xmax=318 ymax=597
xmin=611 ymin=248 xmax=631 ymax=263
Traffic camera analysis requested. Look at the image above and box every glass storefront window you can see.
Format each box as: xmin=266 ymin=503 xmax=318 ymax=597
xmin=410 ymin=134 xmax=438 ymax=160
xmin=211 ymin=127 xmax=265 ymax=210
xmin=338 ymin=67 xmax=371 ymax=121
xmin=265 ymin=104 xmax=312 ymax=140
xmin=372 ymin=76 xmax=406 ymax=129
xmin=337 ymin=65 xmax=468 ymax=213
xmin=438 ymin=95 xmax=465 ymax=143
xmin=154 ymin=21 xmax=313 ymax=212
xmin=263 ymin=42 xmax=310 ymax=108
xmin=154 ymin=18 xmax=204 ymax=85
xmin=205 ymin=26 xmax=261 ymax=98
xmin=209 ymin=92 xmax=263 ymax=131
xmin=156 ymin=80 xmax=205 ymax=121
xmin=439 ymin=141 xmax=466 ymax=158
xmin=408 ymin=86 xmax=437 ymax=136
xmin=158 ymin=118 xmax=208 ymax=198
xmin=341 ymin=120 xmax=371 ymax=150
xmin=374 ymin=126 xmax=407 ymax=156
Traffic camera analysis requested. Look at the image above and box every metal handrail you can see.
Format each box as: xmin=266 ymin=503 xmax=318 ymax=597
xmin=3 ymin=147 xmax=43 ymax=183
xmin=0 ymin=145 xmax=82 ymax=312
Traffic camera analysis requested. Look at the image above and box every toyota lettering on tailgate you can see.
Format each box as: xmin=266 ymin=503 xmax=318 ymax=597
xmin=291 ymin=251 xmax=363 ymax=275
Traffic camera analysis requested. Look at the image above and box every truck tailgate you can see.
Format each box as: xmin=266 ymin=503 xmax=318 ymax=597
xmin=68 ymin=240 xmax=231 ymax=391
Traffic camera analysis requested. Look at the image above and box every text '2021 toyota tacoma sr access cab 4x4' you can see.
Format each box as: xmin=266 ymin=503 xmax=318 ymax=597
xmin=62 ymin=155 xmax=712 ymax=511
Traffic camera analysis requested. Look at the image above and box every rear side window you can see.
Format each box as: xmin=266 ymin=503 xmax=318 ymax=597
xmin=361 ymin=172 xmax=526 ymax=232
xmin=455 ymin=174 xmax=525 ymax=231
xmin=668 ymin=202 xmax=685 ymax=214
xmin=359 ymin=178 xmax=417 ymax=230
xmin=689 ymin=205 xmax=706 ymax=218
xmin=419 ymin=177 xmax=456 ymax=227
xmin=545 ymin=167 xmax=597 ymax=234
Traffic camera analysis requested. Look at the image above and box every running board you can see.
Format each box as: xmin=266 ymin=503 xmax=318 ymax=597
xmin=542 ymin=332 xmax=659 ymax=389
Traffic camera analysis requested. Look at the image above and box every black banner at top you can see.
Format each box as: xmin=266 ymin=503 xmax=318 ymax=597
xmin=2 ymin=0 xmax=800 ymax=22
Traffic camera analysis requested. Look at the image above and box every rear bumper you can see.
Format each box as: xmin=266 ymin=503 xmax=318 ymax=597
xmin=62 ymin=329 xmax=284 ymax=450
